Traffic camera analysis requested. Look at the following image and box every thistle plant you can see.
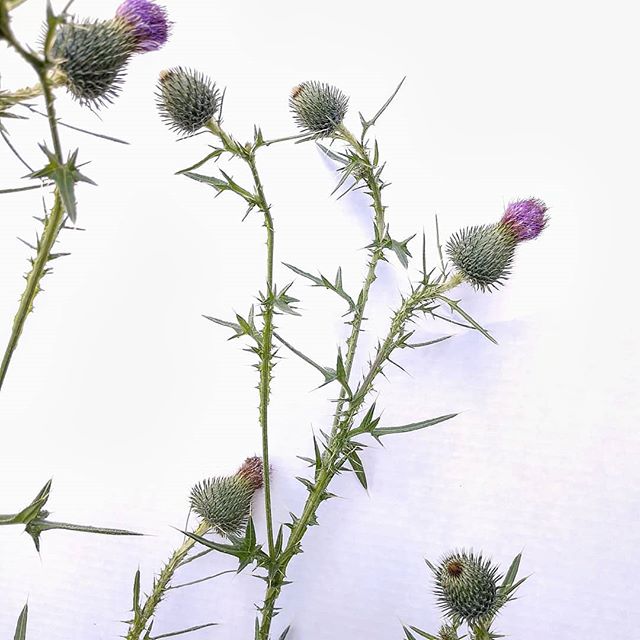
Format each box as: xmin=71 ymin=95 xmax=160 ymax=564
xmin=149 ymin=68 xmax=548 ymax=639
xmin=0 ymin=0 xmax=170 ymax=391
xmin=2 ymin=7 xmax=550 ymax=638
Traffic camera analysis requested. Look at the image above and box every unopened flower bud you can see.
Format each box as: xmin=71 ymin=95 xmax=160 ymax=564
xmin=429 ymin=551 xmax=501 ymax=624
xmin=189 ymin=456 xmax=264 ymax=538
xmin=438 ymin=625 xmax=460 ymax=640
xmin=156 ymin=67 xmax=220 ymax=135
xmin=289 ymin=81 xmax=349 ymax=137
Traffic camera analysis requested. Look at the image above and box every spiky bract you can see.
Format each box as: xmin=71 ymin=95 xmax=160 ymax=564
xmin=190 ymin=475 xmax=254 ymax=538
xmin=430 ymin=551 xmax=502 ymax=625
xmin=52 ymin=19 xmax=135 ymax=106
xmin=189 ymin=457 xmax=264 ymax=538
xmin=446 ymin=223 xmax=516 ymax=291
xmin=290 ymin=81 xmax=349 ymax=137
xmin=156 ymin=68 xmax=220 ymax=135
xmin=116 ymin=0 xmax=170 ymax=52
xmin=438 ymin=625 xmax=461 ymax=640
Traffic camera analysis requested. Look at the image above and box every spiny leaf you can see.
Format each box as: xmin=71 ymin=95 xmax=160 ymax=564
xmin=372 ymin=413 xmax=457 ymax=439
xmin=176 ymin=149 xmax=225 ymax=174
xmin=13 ymin=604 xmax=28 ymax=640
xmin=150 ymin=623 xmax=218 ymax=639
xmin=436 ymin=294 xmax=497 ymax=344
xmin=346 ymin=448 xmax=367 ymax=490
xmin=0 ymin=479 xmax=52 ymax=526
xmin=362 ymin=76 xmax=406 ymax=132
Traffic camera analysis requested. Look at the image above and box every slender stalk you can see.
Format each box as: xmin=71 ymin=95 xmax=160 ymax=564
xmin=0 ymin=8 xmax=69 ymax=392
xmin=125 ymin=521 xmax=211 ymax=640
xmin=206 ymin=120 xmax=277 ymax=559
xmin=247 ymin=150 xmax=277 ymax=559
xmin=0 ymin=190 xmax=63 ymax=391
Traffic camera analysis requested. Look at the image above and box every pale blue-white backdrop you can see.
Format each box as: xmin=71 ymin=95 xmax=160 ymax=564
xmin=1 ymin=1 xmax=638 ymax=638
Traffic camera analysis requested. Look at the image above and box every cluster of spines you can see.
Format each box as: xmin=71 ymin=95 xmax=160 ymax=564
xmin=289 ymin=81 xmax=349 ymax=136
xmin=156 ymin=67 xmax=221 ymax=135
xmin=189 ymin=456 xmax=263 ymax=538
xmin=429 ymin=550 xmax=503 ymax=625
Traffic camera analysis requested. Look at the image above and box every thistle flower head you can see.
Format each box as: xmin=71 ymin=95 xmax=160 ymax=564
xmin=189 ymin=457 xmax=264 ymax=538
xmin=429 ymin=551 xmax=502 ymax=625
xmin=52 ymin=19 xmax=136 ymax=106
xmin=52 ymin=0 xmax=169 ymax=107
xmin=290 ymin=81 xmax=349 ymax=137
xmin=156 ymin=67 xmax=220 ymax=135
xmin=446 ymin=223 xmax=516 ymax=291
xmin=116 ymin=0 xmax=170 ymax=52
xmin=500 ymin=198 xmax=548 ymax=242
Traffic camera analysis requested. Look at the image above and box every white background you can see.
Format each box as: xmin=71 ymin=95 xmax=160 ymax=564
xmin=1 ymin=1 xmax=639 ymax=638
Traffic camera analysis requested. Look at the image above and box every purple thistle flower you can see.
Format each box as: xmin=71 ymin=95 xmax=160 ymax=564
xmin=501 ymin=198 xmax=548 ymax=242
xmin=116 ymin=0 xmax=170 ymax=52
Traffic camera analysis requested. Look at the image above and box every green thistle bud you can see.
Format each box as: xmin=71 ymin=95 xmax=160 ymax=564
xmin=189 ymin=456 xmax=263 ymax=538
xmin=438 ymin=625 xmax=461 ymax=640
xmin=446 ymin=224 xmax=516 ymax=291
xmin=289 ymin=81 xmax=349 ymax=137
xmin=429 ymin=551 xmax=502 ymax=625
xmin=156 ymin=67 xmax=220 ymax=135
xmin=52 ymin=19 xmax=136 ymax=107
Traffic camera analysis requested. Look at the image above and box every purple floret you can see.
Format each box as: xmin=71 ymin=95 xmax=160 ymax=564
xmin=501 ymin=198 xmax=548 ymax=241
xmin=116 ymin=0 xmax=170 ymax=52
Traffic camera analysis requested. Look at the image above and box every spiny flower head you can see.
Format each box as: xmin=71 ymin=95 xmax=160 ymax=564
xmin=189 ymin=456 xmax=264 ymax=538
xmin=116 ymin=0 xmax=170 ymax=52
xmin=290 ymin=81 xmax=349 ymax=137
xmin=446 ymin=197 xmax=548 ymax=291
xmin=500 ymin=198 xmax=548 ymax=241
xmin=52 ymin=19 xmax=136 ymax=106
xmin=52 ymin=0 xmax=169 ymax=107
xmin=156 ymin=67 xmax=220 ymax=135
xmin=446 ymin=223 xmax=516 ymax=291
xmin=429 ymin=551 xmax=502 ymax=625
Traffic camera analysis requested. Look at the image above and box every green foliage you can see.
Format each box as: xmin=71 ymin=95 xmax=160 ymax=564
xmin=13 ymin=603 xmax=28 ymax=640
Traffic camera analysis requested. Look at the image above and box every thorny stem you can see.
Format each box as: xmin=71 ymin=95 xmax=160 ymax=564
xmin=0 ymin=5 xmax=68 ymax=392
xmin=0 ymin=190 xmax=64 ymax=391
xmin=258 ymin=274 xmax=462 ymax=638
xmin=125 ymin=521 xmax=211 ymax=640
xmin=206 ymin=120 xmax=277 ymax=559
xmin=247 ymin=150 xmax=277 ymax=561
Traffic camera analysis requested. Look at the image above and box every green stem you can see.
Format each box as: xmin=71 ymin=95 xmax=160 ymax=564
xmin=0 ymin=11 xmax=68 ymax=393
xmin=257 ymin=128 xmax=392 ymax=640
xmin=125 ymin=521 xmax=211 ymax=640
xmin=258 ymin=275 xmax=461 ymax=638
xmin=247 ymin=150 xmax=277 ymax=560
xmin=206 ymin=121 xmax=278 ymax=561
xmin=0 ymin=190 xmax=64 ymax=391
